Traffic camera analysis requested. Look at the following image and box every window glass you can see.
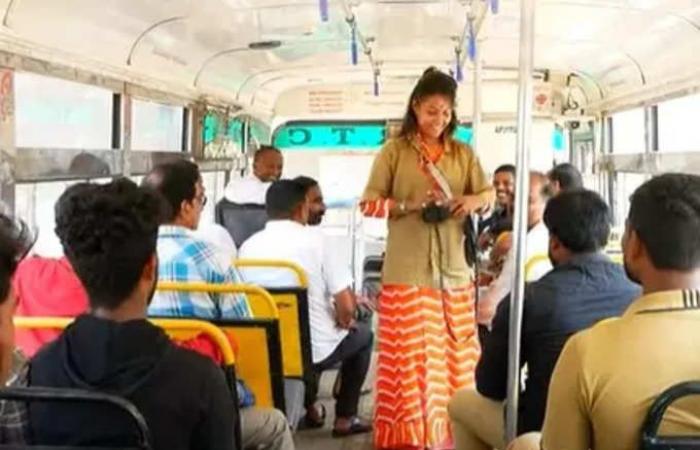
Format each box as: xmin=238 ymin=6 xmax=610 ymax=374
xmin=15 ymin=72 xmax=112 ymax=149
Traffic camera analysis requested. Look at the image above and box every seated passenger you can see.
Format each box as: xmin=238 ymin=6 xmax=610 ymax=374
xmin=449 ymin=189 xmax=639 ymax=450
xmin=13 ymin=255 xmax=89 ymax=357
xmin=293 ymin=176 xmax=326 ymax=226
xmin=477 ymin=171 xmax=553 ymax=325
xmin=141 ymin=160 xmax=252 ymax=319
xmin=143 ymin=161 xmax=294 ymax=450
xmin=21 ymin=179 xmax=234 ymax=450
xmin=217 ymin=146 xmax=283 ymax=247
xmin=547 ymin=162 xmax=583 ymax=196
xmin=514 ymin=173 xmax=700 ymax=450
xmin=478 ymin=164 xmax=515 ymax=245
xmin=239 ymin=180 xmax=373 ymax=437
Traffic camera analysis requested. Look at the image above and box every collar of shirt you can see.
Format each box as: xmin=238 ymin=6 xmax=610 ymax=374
xmin=561 ymin=251 xmax=610 ymax=267
xmin=623 ymin=289 xmax=700 ymax=317
xmin=158 ymin=224 xmax=194 ymax=239
xmin=264 ymin=219 xmax=306 ymax=232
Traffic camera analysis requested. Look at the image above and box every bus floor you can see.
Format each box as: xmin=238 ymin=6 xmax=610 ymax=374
xmin=294 ymin=351 xmax=376 ymax=450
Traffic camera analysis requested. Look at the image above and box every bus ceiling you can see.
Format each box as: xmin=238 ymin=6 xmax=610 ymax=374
xmin=0 ymin=0 xmax=696 ymax=119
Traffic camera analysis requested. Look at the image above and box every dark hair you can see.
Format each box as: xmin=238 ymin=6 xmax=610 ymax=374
xmin=399 ymin=67 xmax=458 ymax=139
xmin=548 ymin=163 xmax=583 ymax=192
xmin=495 ymin=164 xmax=516 ymax=176
xmin=254 ymin=145 xmax=281 ymax=163
xmin=293 ymin=176 xmax=319 ymax=194
xmin=628 ymin=173 xmax=700 ymax=270
xmin=141 ymin=159 xmax=200 ymax=222
xmin=0 ymin=216 xmax=34 ymax=303
xmin=266 ymin=180 xmax=307 ymax=219
xmin=544 ymin=189 xmax=610 ymax=253
xmin=55 ymin=178 xmax=162 ymax=310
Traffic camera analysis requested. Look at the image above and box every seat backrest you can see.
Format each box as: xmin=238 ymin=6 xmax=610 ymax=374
xmin=154 ymin=282 xmax=284 ymax=411
xmin=213 ymin=319 xmax=285 ymax=411
xmin=641 ymin=381 xmax=700 ymax=449
xmin=14 ymin=316 xmax=244 ymax=449
xmin=233 ymin=260 xmax=313 ymax=381
xmin=0 ymin=386 xmax=151 ymax=450
xmin=215 ymin=198 xmax=267 ymax=248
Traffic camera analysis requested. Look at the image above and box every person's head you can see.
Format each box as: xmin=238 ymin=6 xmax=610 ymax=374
xmin=0 ymin=216 xmax=33 ymax=384
xmin=528 ymin=171 xmax=553 ymax=228
xmin=400 ymin=67 xmax=458 ymax=141
xmin=253 ymin=146 xmax=283 ymax=182
xmin=55 ymin=179 xmax=162 ymax=320
xmin=622 ymin=173 xmax=700 ymax=287
xmin=141 ymin=159 xmax=206 ymax=230
xmin=548 ymin=163 xmax=583 ymax=196
xmin=494 ymin=164 xmax=516 ymax=208
xmin=544 ymin=190 xmax=611 ymax=266
xmin=265 ymin=180 xmax=309 ymax=225
xmin=294 ymin=176 xmax=326 ymax=225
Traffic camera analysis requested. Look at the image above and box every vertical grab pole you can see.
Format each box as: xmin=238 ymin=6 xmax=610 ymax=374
xmin=471 ymin=28 xmax=483 ymax=287
xmin=505 ymin=0 xmax=536 ymax=442
xmin=472 ymin=36 xmax=482 ymax=153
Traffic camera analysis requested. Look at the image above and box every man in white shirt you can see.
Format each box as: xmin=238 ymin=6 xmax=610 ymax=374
xmin=239 ymin=180 xmax=373 ymax=437
xmin=224 ymin=146 xmax=283 ymax=205
xmin=477 ymin=171 xmax=553 ymax=326
xmin=216 ymin=146 xmax=284 ymax=248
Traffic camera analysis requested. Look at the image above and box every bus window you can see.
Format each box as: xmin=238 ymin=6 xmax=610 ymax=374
xmin=658 ymin=93 xmax=700 ymax=152
xmin=131 ymin=99 xmax=184 ymax=152
xmin=15 ymin=72 xmax=112 ymax=150
xmin=611 ymin=108 xmax=645 ymax=154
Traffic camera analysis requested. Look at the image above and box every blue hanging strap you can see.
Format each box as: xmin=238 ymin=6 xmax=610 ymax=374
xmin=320 ymin=0 xmax=329 ymax=22
xmin=455 ymin=51 xmax=463 ymax=82
xmin=351 ymin=23 xmax=358 ymax=65
xmin=491 ymin=0 xmax=499 ymax=14
xmin=373 ymin=74 xmax=379 ymax=96
xmin=468 ymin=21 xmax=476 ymax=62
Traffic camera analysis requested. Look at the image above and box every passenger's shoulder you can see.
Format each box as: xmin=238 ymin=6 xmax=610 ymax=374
xmin=573 ymin=315 xmax=624 ymax=349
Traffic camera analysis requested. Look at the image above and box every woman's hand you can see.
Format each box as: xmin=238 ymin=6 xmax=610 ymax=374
xmin=449 ymin=195 xmax=483 ymax=218
xmin=393 ymin=190 xmax=440 ymax=215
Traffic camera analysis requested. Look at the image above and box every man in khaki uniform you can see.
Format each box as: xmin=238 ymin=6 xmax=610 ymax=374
xmin=512 ymin=173 xmax=700 ymax=450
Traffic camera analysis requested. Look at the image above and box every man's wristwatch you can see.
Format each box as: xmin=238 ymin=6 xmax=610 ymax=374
xmin=399 ymin=201 xmax=407 ymax=213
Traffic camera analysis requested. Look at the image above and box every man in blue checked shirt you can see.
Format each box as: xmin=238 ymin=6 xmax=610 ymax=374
xmin=142 ymin=159 xmax=252 ymax=320
xmin=142 ymin=160 xmax=294 ymax=450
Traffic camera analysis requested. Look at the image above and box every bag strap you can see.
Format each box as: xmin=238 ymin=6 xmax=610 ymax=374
xmin=413 ymin=138 xmax=454 ymax=201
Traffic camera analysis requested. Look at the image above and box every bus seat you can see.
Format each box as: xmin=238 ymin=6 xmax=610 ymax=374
xmin=154 ymin=283 xmax=285 ymax=412
xmin=213 ymin=319 xmax=285 ymax=412
xmin=0 ymin=386 xmax=152 ymax=450
xmin=641 ymin=381 xmax=700 ymax=449
xmin=362 ymin=255 xmax=383 ymax=302
xmin=12 ymin=317 xmax=244 ymax=449
xmin=234 ymin=260 xmax=313 ymax=380
xmin=234 ymin=260 xmax=313 ymax=430
xmin=215 ymin=198 xmax=267 ymax=248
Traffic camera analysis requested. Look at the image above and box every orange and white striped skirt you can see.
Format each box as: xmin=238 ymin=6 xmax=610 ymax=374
xmin=374 ymin=284 xmax=480 ymax=450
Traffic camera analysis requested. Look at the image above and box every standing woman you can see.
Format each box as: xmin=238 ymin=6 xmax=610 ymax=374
xmin=362 ymin=67 xmax=494 ymax=450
